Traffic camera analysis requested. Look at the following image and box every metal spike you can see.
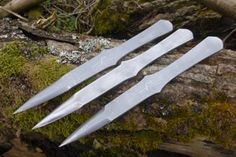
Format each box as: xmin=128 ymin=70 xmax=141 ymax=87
xmin=14 ymin=20 xmax=173 ymax=114
xmin=60 ymin=37 xmax=223 ymax=146
xmin=33 ymin=29 xmax=193 ymax=129
xmin=59 ymin=108 xmax=110 ymax=147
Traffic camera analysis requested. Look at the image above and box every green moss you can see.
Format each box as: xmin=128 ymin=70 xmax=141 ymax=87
xmin=0 ymin=41 xmax=48 ymax=82
xmin=92 ymin=0 xmax=130 ymax=35
xmin=24 ymin=58 xmax=73 ymax=90
xmin=94 ymin=130 xmax=161 ymax=153
xmin=19 ymin=42 xmax=48 ymax=59
xmin=0 ymin=42 xmax=25 ymax=82
xmin=195 ymin=102 xmax=236 ymax=148
xmin=107 ymin=115 xmax=138 ymax=131
xmin=27 ymin=7 xmax=43 ymax=20
xmin=10 ymin=108 xmax=91 ymax=139
xmin=0 ymin=41 xmax=47 ymax=111
xmin=144 ymin=115 xmax=167 ymax=131
xmin=159 ymin=100 xmax=236 ymax=148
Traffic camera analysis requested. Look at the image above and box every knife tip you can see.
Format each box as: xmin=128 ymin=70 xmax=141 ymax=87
xmin=13 ymin=107 xmax=23 ymax=115
xmin=32 ymin=123 xmax=41 ymax=130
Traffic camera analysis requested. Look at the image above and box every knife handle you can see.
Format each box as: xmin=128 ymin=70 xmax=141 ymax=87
xmin=144 ymin=37 xmax=223 ymax=94
xmin=104 ymin=20 xmax=173 ymax=62
xmin=123 ymin=29 xmax=193 ymax=73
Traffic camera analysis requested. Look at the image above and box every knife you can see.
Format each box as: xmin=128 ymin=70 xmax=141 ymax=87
xmin=14 ymin=20 xmax=173 ymax=114
xmin=33 ymin=29 xmax=193 ymax=129
xmin=59 ymin=37 xmax=223 ymax=147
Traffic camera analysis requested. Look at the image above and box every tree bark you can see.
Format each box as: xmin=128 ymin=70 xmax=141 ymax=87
xmin=0 ymin=0 xmax=45 ymax=18
xmin=199 ymin=0 xmax=236 ymax=20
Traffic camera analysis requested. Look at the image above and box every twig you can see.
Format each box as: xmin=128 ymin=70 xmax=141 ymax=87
xmin=85 ymin=23 xmax=94 ymax=35
xmin=223 ymin=26 xmax=236 ymax=43
xmin=0 ymin=6 xmax=28 ymax=22
xmin=17 ymin=21 xmax=79 ymax=44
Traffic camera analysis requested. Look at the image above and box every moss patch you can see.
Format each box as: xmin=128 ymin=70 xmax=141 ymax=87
xmin=0 ymin=42 xmax=25 ymax=81
xmin=0 ymin=41 xmax=44 ymax=106
xmin=0 ymin=41 xmax=48 ymax=84
xmin=92 ymin=0 xmax=130 ymax=35
xmin=24 ymin=58 xmax=73 ymax=90
xmin=10 ymin=108 xmax=91 ymax=140
xmin=99 ymin=131 xmax=161 ymax=153
xmin=162 ymin=101 xmax=236 ymax=148
xmin=195 ymin=102 xmax=236 ymax=148
xmin=27 ymin=7 xmax=43 ymax=20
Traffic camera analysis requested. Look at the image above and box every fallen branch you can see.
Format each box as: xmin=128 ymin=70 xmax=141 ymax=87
xmin=159 ymin=137 xmax=235 ymax=157
xmin=0 ymin=0 xmax=46 ymax=18
xmin=199 ymin=0 xmax=236 ymax=20
xmin=0 ymin=6 xmax=28 ymax=21
xmin=17 ymin=21 xmax=79 ymax=44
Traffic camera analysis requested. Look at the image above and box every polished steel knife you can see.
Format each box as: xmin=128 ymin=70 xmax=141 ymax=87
xmin=59 ymin=37 xmax=223 ymax=147
xmin=33 ymin=29 xmax=193 ymax=129
xmin=14 ymin=20 xmax=173 ymax=114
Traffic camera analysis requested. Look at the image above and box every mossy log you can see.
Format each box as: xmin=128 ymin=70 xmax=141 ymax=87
xmin=0 ymin=39 xmax=235 ymax=156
